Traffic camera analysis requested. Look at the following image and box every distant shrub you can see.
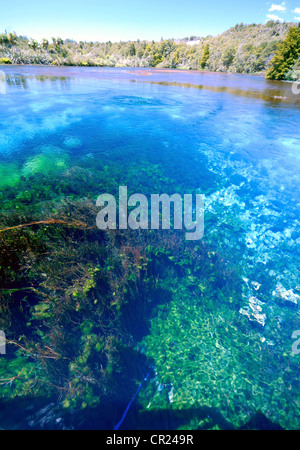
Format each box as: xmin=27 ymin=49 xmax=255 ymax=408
xmin=0 ymin=57 xmax=12 ymax=64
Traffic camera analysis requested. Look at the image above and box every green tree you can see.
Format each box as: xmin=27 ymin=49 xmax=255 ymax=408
xmin=41 ymin=39 xmax=49 ymax=50
xmin=51 ymin=37 xmax=64 ymax=52
xmin=53 ymin=37 xmax=64 ymax=52
xmin=8 ymin=32 xmax=17 ymax=45
xmin=0 ymin=34 xmax=9 ymax=45
xmin=151 ymin=53 xmax=163 ymax=66
xmin=200 ymin=44 xmax=210 ymax=69
xmin=266 ymin=27 xmax=300 ymax=80
xmin=28 ymin=39 xmax=38 ymax=50
xmin=129 ymin=43 xmax=136 ymax=56
xmin=223 ymin=47 xmax=236 ymax=69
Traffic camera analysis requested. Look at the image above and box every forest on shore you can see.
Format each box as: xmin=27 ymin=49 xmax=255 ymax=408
xmin=0 ymin=21 xmax=300 ymax=80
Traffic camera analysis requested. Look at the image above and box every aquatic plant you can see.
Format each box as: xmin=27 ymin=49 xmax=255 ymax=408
xmin=0 ymin=163 xmax=20 ymax=188
xmin=22 ymin=151 xmax=69 ymax=177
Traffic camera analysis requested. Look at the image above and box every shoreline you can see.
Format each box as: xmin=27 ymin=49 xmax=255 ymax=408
xmin=0 ymin=62 xmax=266 ymax=77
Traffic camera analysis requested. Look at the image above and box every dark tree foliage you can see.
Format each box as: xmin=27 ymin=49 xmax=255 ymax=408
xmin=266 ymin=27 xmax=300 ymax=80
xmin=200 ymin=44 xmax=210 ymax=69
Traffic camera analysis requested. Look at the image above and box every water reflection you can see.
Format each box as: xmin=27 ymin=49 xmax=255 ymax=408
xmin=2 ymin=74 xmax=70 ymax=91
xmin=0 ymin=66 xmax=298 ymax=105
xmin=132 ymin=79 xmax=300 ymax=106
xmin=5 ymin=75 xmax=28 ymax=89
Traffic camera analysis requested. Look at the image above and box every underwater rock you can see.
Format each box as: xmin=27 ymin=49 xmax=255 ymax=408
xmin=27 ymin=403 xmax=70 ymax=430
xmin=239 ymin=297 xmax=267 ymax=327
xmin=272 ymin=283 xmax=300 ymax=308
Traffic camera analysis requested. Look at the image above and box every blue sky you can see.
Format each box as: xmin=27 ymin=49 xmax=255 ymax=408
xmin=1 ymin=0 xmax=300 ymax=42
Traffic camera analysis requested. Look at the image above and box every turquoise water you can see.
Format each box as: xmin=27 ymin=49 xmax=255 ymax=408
xmin=0 ymin=66 xmax=299 ymax=430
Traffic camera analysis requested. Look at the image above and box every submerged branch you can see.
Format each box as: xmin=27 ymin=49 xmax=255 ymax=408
xmin=0 ymin=218 xmax=90 ymax=233
xmin=7 ymin=339 xmax=64 ymax=360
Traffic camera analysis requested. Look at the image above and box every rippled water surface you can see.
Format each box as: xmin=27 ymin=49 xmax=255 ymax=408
xmin=0 ymin=66 xmax=299 ymax=430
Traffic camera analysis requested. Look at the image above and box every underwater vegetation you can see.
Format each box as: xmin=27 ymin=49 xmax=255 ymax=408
xmin=0 ymin=163 xmax=21 ymax=189
xmin=0 ymin=147 xmax=240 ymax=427
xmin=22 ymin=148 xmax=69 ymax=177
xmin=0 ymin=189 xmax=232 ymax=421
xmin=0 ymin=155 xmax=299 ymax=430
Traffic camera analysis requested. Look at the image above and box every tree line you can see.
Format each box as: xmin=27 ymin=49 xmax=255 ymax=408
xmin=0 ymin=21 xmax=299 ymax=80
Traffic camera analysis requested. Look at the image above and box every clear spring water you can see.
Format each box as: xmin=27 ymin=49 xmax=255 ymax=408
xmin=0 ymin=66 xmax=299 ymax=429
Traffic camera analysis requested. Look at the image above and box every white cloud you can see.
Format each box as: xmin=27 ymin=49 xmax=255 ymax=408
xmin=294 ymin=7 xmax=300 ymax=14
xmin=269 ymin=3 xmax=286 ymax=11
xmin=266 ymin=14 xmax=284 ymax=21
xmin=294 ymin=16 xmax=300 ymax=20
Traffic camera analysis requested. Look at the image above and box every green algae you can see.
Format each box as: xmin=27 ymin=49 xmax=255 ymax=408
xmin=0 ymin=163 xmax=21 ymax=188
xmin=22 ymin=148 xmax=69 ymax=178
